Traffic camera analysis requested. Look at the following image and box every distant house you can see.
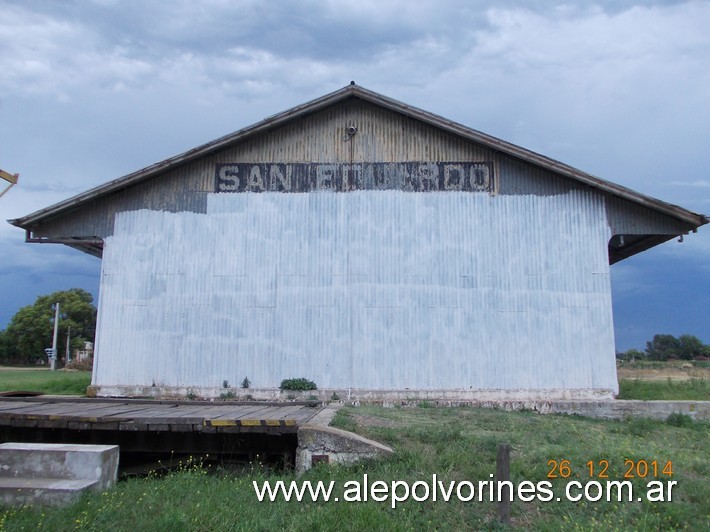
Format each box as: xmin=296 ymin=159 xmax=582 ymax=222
xmin=75 ymin=342 xmax=93 ymax=362
xmin=10 ymin=84 xmax=708 ymax=400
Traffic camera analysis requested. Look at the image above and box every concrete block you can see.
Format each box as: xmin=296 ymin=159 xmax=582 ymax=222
xmin=0 ymin=443 xmax=119 ymax=492
xmin=0 ymin=477 xmax=98 ymax=507
xmin=296 ymin=424 xmax=393 ymax=474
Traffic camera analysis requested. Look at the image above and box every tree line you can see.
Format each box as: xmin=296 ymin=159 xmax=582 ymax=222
xmin=0 ymin=289 xmax=97 ymax=365
xmin=618 ymin=334 xmax=710 ymax=362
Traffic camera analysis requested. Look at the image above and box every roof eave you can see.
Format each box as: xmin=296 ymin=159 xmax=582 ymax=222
xmin=8 ymin=83 xmax=709 ymax=231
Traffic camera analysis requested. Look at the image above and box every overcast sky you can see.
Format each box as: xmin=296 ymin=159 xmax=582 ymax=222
xmin=1 ymin=0 xmax=708 ymax=351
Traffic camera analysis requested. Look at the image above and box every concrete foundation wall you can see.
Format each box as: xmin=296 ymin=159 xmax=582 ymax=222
xmin=296 ymin=424 xmax=394 ymax=474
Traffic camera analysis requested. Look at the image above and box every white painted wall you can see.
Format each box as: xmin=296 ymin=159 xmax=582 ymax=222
xmin=93 ymin=190 xmax=617 ymax=396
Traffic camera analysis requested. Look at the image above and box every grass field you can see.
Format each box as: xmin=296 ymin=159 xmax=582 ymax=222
xmin=617 ymin=378 xmax=709 ymax=401
xmin=0 ymin=405 xmax=707 ymax=530
xmin=616 ymin=361 xmax=709 ymax=401
xmin=0 ymin=369 xmax=90 ymax=395
xmin=2 ymin=366 xmax=706 ymax=400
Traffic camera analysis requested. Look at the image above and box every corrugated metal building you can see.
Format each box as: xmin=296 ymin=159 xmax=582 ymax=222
xmin=9 ymin=84 xmax=708 ymax=400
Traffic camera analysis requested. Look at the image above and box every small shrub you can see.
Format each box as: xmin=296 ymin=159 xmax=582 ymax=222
xmin=222 ymin=380 xmax=230 ymax=389
xmin=241 ymin=377 xmax=250 ymax=389
xmin=666 ymin=412 xmax=695 ymax=428
xmin=186 ymin=389 xmax=197 ymax=401
xmin=330 ymin=392 xmax=340 ymax=401
xmin=624 ymin=416 xmax=658 ymax=437
xmin=280 ymin=377 xmax=317 ymax=391
xmin=219 ymin=390 xmax=236 ymax=400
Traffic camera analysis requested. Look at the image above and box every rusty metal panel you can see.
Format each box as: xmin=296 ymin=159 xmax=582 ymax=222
xmin=93 ymin=189 xmax=617 ymax=396
xmin=212 ymin=99 xmax=496 ymax=164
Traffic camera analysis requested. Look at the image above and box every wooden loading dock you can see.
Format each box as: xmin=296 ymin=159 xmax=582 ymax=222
xmin=0 ymin=397 xmax=323 ymax=473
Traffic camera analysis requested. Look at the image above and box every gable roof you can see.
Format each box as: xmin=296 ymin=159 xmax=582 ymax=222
xmin=9 ymin=82 xmax=708 ymax=240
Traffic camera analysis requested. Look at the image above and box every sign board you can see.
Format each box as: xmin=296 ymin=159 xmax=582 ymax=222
xmin=215 ymin=162 xmax=493 ymax=193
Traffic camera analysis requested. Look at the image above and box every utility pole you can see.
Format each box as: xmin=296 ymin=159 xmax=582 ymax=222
xmin=50 ymin=303 xmax=60 ymax=371
xmin=66 ymin=326 xmax=71 ymax=364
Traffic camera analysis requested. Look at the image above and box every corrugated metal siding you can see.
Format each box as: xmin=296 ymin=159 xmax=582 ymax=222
xmin=496 ymin=155 xmax=694 ymax=237
xmin=606 ymin=195 xmax=695 ymax=235
xmin=93 ymin=190 xmax=617 ymax=393
xmin=497 ymin=155 xmax=582 ymax=197
xmin=212 ymin=100 xmax=495 ymax=164
xmin=29 ymin=166 xmax=211 ymax=239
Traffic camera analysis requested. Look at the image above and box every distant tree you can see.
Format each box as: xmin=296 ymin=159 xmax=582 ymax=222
xmin=0 ymin=330 xmax=15 ymax=364
xmin=617 ymin=348 xmax=644 ymax=362
xmin=645 ymin=334 xmax=681 ymax=361
xmin=3 ymin=289 xmax=96 ymax=365
xmin=677 ymin=335 xmax=706 ymax=360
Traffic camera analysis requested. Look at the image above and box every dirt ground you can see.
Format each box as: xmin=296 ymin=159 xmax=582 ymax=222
xmin=617 ymin=363 xmax=710 ymax=381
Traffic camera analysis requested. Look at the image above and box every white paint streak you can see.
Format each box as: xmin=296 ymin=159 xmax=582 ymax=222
xmin=93 ymin=190 xmax=617 ymax=394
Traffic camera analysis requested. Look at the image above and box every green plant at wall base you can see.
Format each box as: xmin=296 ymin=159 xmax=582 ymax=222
xmin=219 ymin=390 xmax=235 ymax=400
xmin=186 ymin=389 xmax=197 ymax=401
xmin=279 ymin=378 xmax=317 ymax=391
xmin=222 ymin=380 xmax=229 ymax=389
xmin=241 ymin=377 xmax=250 ymax=389
xmin=666 ymin=413 xmax=696 ymax=428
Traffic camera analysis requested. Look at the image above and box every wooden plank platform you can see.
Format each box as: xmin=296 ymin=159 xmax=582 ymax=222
xmin=0 ymin=397 xmax=323 ymax=435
